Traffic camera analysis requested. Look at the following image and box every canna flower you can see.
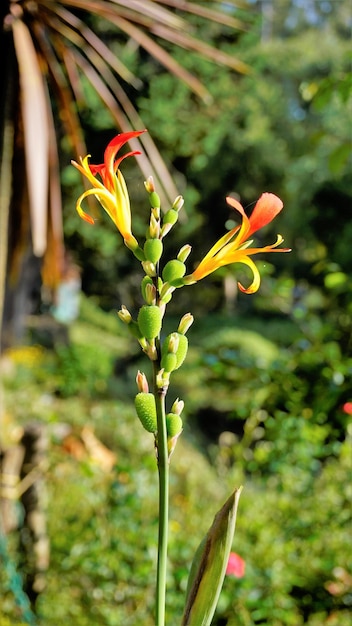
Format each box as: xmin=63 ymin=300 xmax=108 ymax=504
xmin=186 ymin=193 xmax=290 ymax=294
xmin=72 ymin=130 xmax=146 ymax=250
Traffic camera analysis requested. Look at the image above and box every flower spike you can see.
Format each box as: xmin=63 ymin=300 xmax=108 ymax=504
xmin=186 ymin=193 xmax=290 ymax=294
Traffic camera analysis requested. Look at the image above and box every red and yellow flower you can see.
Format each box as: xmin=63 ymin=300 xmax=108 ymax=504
xmin=186 ymin=193 xmax=290 ymax=294
xmin=72 ymin=130 xmax=146 ymax=250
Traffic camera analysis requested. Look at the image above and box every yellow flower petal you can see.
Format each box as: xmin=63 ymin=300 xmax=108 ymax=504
xmin=76 ymin=187 xmax=121 ymax=227
xmin=235 ymin=255 xmax=261 ymax=294
xmin=72 ymin=156 xmax=105 ymax=190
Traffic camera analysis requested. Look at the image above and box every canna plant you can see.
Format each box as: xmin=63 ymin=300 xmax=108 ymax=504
xmin=72 ymin=130 xmax=290 ymax=625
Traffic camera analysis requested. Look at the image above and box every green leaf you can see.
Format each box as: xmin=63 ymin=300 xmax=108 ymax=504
xmin=328 ymin=143 xmax=351 ymax=175
xmin=181 ymin=486 xmax=242 ymax=626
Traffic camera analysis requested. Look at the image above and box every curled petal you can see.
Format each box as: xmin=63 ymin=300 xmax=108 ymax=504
xmin=76 ymin=187 xmax=126 ymax=231
xmin=114 ymin=149 xmax=142 ymax=172
xmin=76 ymin=191 xmax=96 ymax=225
xmin=235 ymin=255 xmax=261 ymax=294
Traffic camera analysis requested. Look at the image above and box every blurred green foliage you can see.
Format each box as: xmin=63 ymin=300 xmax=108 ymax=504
xmin=2 ymin=289 xmax=351 ymax=625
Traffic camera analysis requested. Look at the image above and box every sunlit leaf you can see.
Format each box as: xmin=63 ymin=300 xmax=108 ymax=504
xmin=182 ymin=486 xmax=242 ymax=626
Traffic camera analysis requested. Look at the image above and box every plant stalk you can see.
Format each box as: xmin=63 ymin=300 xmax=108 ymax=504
xmin=153 ymin=358 xmax=169 ymax=626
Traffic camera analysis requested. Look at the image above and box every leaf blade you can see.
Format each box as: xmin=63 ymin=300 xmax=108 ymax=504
xmin=182 ymin=486 xmax=242 ymax=626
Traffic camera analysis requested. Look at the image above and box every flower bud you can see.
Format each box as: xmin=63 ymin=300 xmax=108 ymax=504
xmin=144 ymin=176 xmax=155 ymax=193
xmin=162 ymin=259 xmax=186 ymax=284
xmin=149 ymin=191 xmax=161 ymax=209
xmin=178 ymin=313 xmax=194 ymax=335
xmin=160 ymin=332 xmax=187 ymax=370
xmin=162 ymin=332 xmax=180 ymax=355
xmin=144 ymin=282 xmax=156 ymax=305
xmin=160 ymin=352 xmax=178 ymax=373
xmin=149 ymin=212 xmax=160 ymax=239
xmin=177 ymin=244 xmax=192 ymax=263
xmin=159 ymin=282 xmax=175 ymax=303
xmin=144 ymin=238 xmax=163 ymax=264
xmin=166 ymin=413 xmax=183 ymax=437
xmin=171 ymin=398 xmax=184 ymax=415
xmin=141 ymin=275 xmax=153 ymax=301
xmin=174 ymin=333 xmax=189 ymax=369
xmin=142 ymin=260 xmax=156 ymax=277
xmin=117 ymin=305 xmax=132 ymax=324
xmin=151 ymin=206 xmax=160 ymax=220
xmin=163 ymin=208 xmax=178 ymax=226
xmin=160 ymin=223 xmax=173 ymax=238
xmin=135 ymin=392 xmax=157 ymax=433
xmin=172 ymin=195 xmax=184 ymax=212
xmin=137 ymin=305 xmax=162 ymax=341
xmin=136 ymin=370 xmax=149 ymax=393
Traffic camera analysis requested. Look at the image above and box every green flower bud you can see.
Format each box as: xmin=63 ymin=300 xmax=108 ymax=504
xmin=149 ymin=212 xmax=160 ymax=238
xmin=163 ymin=208 xmax=179 ymax=226
xmin=135 ymin=393 xmax=157 ymax=433
xmin=159 ymin=283 xmax=175 ymax=303
xmin=161 ymin=332 xmax=179 ymax=356
xmin=142 ymin=260 xmax=156 ymax=277
xmin=161 ymin=332 xmax=188 ymax=370
xmin=177 ymin=244 xmax=192 ymax=263
xmin=162 ymin=260 xmax=186 ymax=284
xmin=138 ymin=305 xmax=162 ymax=341
xmin=117 ymin=305 xmax=132 ymax=324
xmin=171 ymin=398 xmax=184 ymax=415
xmin=178 ymin=312 xmax=194 ymax=335
xmin=141 ymin=276 xmax=153 ymax=301
xmin=172 ymin=195 xmax=184 ymax=212
xmin=144 ymin=282 xmax=156 ymax=305
xmin=149 ymin=191 xmax=161 ymax=208
xmin=166 ymin=413 xmax=183 ymax=437
xmin=144 ymin=238 xmax=163 ymax=264
xmin=160 ymin=353 xmax=178 ymax=373
xmin=174 ymin=333 xmax=189 ymax=369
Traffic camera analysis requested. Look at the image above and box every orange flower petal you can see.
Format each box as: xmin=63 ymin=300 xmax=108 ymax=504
xmin=247 ymin=193 xmax=283 ymax=237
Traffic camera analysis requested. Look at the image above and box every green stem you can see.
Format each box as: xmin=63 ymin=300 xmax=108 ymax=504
xmin=153 ymin=359 xmax=169 ymax=626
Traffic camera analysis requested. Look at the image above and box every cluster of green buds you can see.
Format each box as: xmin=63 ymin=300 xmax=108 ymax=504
xmin=134 ymin=370 xmax=185 ymax=458
xmin=117 ymin=177 xmax=193 ymax=459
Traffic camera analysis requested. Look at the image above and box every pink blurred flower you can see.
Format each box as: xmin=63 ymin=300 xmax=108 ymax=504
xmin=226 ymin=552 xmax=245 ymax=578
xmin=342 ymin=402 xmax=352 ymax=415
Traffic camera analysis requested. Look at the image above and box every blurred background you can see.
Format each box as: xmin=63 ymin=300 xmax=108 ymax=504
xmin=0 ymin=1 xmax=351 ymax=624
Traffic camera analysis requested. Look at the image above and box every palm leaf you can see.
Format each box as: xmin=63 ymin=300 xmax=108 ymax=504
xmin=12 ymin=18 xmax=49 ymax=257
